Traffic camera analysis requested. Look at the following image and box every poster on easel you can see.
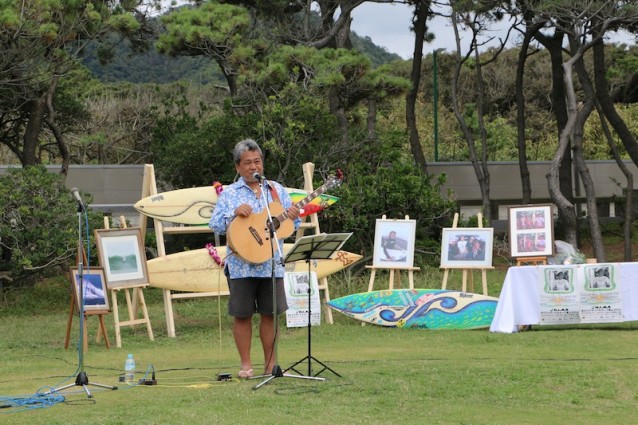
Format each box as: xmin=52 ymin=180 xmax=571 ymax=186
xmin=507 ymin=204 xmax=554 ymax=258
xmin=284 ymin=272 xmax=321 ymax=328
xmin=372 ymin=218 xmax=416 ymax=268
xmin=439 ymin=228 xmax=494 ymax=269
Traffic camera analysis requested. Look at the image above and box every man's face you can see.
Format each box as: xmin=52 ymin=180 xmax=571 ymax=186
xmin=235 ymin=150 xmax=264 ymax=184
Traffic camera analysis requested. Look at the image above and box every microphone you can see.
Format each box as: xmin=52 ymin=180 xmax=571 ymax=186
xmin=70 ymin=187 xmax=85 ymax=211
xmin=252 ymin=172 xmax=263 ymax=181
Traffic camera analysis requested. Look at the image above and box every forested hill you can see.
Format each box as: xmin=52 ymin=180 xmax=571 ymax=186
xmin=82 ymin=30 xmax=403 ymax=85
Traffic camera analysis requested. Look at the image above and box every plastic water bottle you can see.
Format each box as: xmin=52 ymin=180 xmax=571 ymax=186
xmin=124 ymin=353 xmax=136 ymax=384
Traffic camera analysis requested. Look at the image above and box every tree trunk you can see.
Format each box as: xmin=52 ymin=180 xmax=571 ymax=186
xmin=450 ymin=9 xmax=490 ymax=222
xmin=591 ymin=36 xmax=636 ymax=260
xmin=592 ymin=39 xmax=638 ymax=167
xmin=548 ymin=59 xmax=581 ymax=247
xmin=45 ymin=76 xmax=70 ymax=178
xmin=405 ymin=0 xmax=430 ymax=174
xmin=597 ymin=102 xmax=633 ymax=261
xmin=515 ymin=19 xmax=541 ymax=204
xmin=22 ymin=93 xmax=47 ymax=166
xmin=534 ymin=28 xmax=574 ymax=238
xmin=572 ymin=40 xmax=605 ymax=261
xmin=471 ymin=40 xmax=491 ymax=223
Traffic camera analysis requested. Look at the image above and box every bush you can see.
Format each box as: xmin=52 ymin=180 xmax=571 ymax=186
xmin=0 ymin=166 xmax=102 ymax=285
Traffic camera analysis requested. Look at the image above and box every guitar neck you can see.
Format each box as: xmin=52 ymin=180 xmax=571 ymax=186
xmin=276 ymin=184 xmax=329 ymax=221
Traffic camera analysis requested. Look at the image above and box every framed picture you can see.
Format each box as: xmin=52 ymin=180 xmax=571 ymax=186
xmin=70 ymin=267 xmax=109 ymax=312
xmin=372 ymin=218 xmax=416 ymax=268
xmin=507 ymin=204 xmax=554 ymax=258
xmin=94 ymin=228 xmax=149 ymax=289
xmin=440 ymin=228 xmax=494 ymax=269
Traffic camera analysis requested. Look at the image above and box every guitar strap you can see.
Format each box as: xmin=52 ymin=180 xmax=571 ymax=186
xmin=267 ymin=182 xmax=280 ymax=203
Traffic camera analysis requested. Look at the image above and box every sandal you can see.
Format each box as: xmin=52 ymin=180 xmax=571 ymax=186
xmin=238 ymin=369 xmax=254 ymax=379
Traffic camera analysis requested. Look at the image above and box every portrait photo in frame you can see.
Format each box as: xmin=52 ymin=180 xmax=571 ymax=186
xmin=440 ymin=228 xmax=494 ymax=269
xmin=372 ymin=218 xmax=416 ymax=268
xmin=507 ymin=204 xmax=554 ymax=258
xmin=94 ymin=228 xmax=149 ymax=289
xmin=70 ymin=267 xmax=109 ymax=312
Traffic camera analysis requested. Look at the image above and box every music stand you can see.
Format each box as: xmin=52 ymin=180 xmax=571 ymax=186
xmin=252 ymin=180 xmax=327 ymax=390
xmin=283 ymin=232 xmax=352 ymax=378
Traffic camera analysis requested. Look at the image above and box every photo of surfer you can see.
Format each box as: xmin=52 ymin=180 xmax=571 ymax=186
xmin=381 ymin=230 xmax=407 ymax=262
xmin=372 ymin=219 xmax=417 ymax=268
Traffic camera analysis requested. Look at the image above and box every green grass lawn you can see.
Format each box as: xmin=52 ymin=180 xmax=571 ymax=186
xmin=2 ymin=268 xmax=638 ymax=425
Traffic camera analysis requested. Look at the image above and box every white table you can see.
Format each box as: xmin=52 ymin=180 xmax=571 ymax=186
xmin=489 ymin=263 xmax=638 ymax=333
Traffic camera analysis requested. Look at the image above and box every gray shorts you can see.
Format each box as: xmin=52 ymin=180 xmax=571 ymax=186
xmin=227 ymin=277 xmax=288 ymax=318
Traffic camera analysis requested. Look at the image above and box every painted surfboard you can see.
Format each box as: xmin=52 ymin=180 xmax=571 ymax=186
xmin=146 ymin=245 xmax=362 ymax=293
xmin=133 ymin=186 xmax=339 ymax=225
xmin=327 ymin=289 xmax=498 ymax=329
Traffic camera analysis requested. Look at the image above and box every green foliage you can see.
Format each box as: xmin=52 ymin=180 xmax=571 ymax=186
xmin=157 ymin=2 xmax=250 ymax=58
xmin=256 ymin=87 xmax=342 ymax=185
xmin=0 ymin=166 xmax=102 ymax=284
xmin=321 ymin=130 xmax=457 ymax=263
xmin=151 ymin=109 xmax=260 ymax=188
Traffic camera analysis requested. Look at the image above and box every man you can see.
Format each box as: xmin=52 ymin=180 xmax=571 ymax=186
xmin=382 ymin=231 xmax=398 ymax=261
xmin=209 ymin=139 xmax=300 ymax=379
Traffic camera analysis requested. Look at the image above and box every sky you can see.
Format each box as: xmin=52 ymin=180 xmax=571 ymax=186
xmin=351 ymin=2 xmax=453 ymax=59
xmin=350 ymin=2 xmax=637 ymax=60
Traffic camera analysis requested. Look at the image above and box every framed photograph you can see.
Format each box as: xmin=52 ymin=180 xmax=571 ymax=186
xmin=70 ymin=267 xmax=109 ymax=312
xmin=440 ymin=228 xmax=494 ymax=269
xmin=372 ymin=218 xmax=416 ymax=268
xmin=94 ymin=228 xmax=149 ymax=289
xmin=507 ymin=204 xmax=554 ymax=258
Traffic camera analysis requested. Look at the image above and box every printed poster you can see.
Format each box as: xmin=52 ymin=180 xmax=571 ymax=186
xmin=539 ymin=267 xmax=580 ymax=325
xmin=538 ymin=264 xmax=623 ymax=325
xmin=579 ymin=264 xmax=623 ymax=323
xmin=284 ymin=272 xmax=321 ymax=328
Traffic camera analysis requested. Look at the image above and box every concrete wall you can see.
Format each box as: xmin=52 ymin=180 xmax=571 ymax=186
xmin=427 ymin=160 xmax=634 ymax=220
xmin=0 ymin=164 xmax=145 ymax=224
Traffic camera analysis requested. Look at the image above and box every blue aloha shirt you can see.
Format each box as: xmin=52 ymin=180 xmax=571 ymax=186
xmin=209 ymin=177 xmax=300 ymax=279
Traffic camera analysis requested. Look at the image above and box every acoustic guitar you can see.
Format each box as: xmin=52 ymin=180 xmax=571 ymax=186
xmin=227 ymin=174 xmax=342 ymax=264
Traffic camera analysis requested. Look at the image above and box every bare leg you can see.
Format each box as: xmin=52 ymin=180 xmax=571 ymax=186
xmin=259 ymin=314 xmax=276 ymax=374
xmin=233 ymin=316 xmax=253 ymax=373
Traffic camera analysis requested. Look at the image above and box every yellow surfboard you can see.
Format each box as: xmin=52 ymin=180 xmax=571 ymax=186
xmin=146 ymin=245 xmax=362 ymax=293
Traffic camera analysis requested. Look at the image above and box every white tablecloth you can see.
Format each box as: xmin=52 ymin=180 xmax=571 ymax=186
xmin=489 ymin=263 xmax=638 ymax=333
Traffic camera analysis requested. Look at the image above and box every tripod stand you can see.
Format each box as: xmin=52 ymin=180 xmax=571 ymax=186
xmin=283 ymin=233 xmax=351 ymax=378
xmin=46 ymin=196 xmax=117 ymax=398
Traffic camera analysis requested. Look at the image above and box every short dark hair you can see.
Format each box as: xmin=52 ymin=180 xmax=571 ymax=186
xmin=233 ymin=139 xmax=262 ymax=164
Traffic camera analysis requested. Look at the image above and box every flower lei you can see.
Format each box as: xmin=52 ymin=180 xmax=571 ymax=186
xmin=206 ymin=182 xmax=224 ymax=266
xmin=212 ymin=181 xmax=223 ymax=195
xmin=206 ymin=243 xmax=224 ymax=266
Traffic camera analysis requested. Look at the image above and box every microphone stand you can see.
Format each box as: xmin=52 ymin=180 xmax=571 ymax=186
xmin=252 ymin=177 xmax=323 ymax=390
xmin=46 ymin=198 xmax=117 ymax=398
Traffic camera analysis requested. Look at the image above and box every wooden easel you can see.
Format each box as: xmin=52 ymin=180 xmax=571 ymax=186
xmin=440 ymin=213 xmax=491 ymax=295
xmin=103 ymin=217 xmax=154 ymax=348
xmin=516 ymin=256 xmax=547 ymax=266
xmin=64 ymin=246 xmax=110 ymax=351
xmin=366 ymin=215 xmax=420 ymax=292
xmin=293 ymin=162 xmax=338 ymax=324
